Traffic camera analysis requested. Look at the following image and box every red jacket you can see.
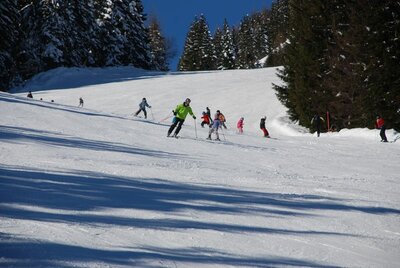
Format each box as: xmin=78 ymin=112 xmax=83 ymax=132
xmin=376 ymin=118 xmax=385 ymax=129
xmin=201 ymin=114 xmax=210 ymax=124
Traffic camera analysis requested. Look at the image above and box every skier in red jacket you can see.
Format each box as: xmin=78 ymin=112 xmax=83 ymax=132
xmin=201 ymin=112 xmax=211 ymax=127
xmin=375 ymin=115 xmax=388 ymax=142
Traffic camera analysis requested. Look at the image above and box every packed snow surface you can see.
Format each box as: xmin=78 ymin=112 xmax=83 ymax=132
xmin=1 ymin=67 xmax=399 ymax=267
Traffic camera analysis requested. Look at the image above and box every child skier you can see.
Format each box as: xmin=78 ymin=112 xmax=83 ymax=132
xmin=237 ymin=117 xmax=244 ymax=134
xmin=167 ymin=98 xmax=196 ymax=138
xmin=260 ymin=116 xmax=270 ymax=138
xmin=201 ymin=112 xmax=211 ymax=127
xmin=134 ymin=97 xmax=151 ymax=119
xmin=207 ymin=110 xmax=221 ymax=141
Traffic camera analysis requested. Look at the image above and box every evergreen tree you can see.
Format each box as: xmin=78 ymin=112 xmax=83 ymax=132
xmin=236 ymin=15 xmax=256 ymax=69
xmin=252 ymin=9 xmax=269 ymax=67
xmin=94 ymin=0 xmax=126 ymax=66
xmin=362 ymin=0 xmax=400 ymax=130
xmin=148 ymin=17 xmax=169 ymax=71
xmin=266 ymin=0 xmax=289 ymax=66
xmin=124 ymin=0 xmax=153 ymax=69
xmin=213 ymin=27 xmax=224 ymax=69
xmin=0 ymin=0 xmax=19 ymax=90
xmin=178 ymin=14 xmax=215 ymax=71
xmin=63 ymin=0 xmax=98 ymax=67
xmin=274 ymin=0 xmax=330 ymax=129
xmin=220 ymin=19 xmax=236 ymax=69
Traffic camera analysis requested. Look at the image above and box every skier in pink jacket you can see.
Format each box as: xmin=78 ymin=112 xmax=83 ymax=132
xmin=237 ymin=117 xmax=244 ymax=134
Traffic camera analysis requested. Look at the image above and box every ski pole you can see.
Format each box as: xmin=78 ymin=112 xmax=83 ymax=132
xmin=158 ymin=112 xmax=173 ymax=123
xmin=220 ymin=126 xmax=226 ymax=141
xmin=194 ymin=118 xmax=198 ymax=139
xmin=150 ymin=107 xmax=155 ymax=120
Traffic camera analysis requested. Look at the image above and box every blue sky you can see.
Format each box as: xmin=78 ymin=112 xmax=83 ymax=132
xmin=142 ymin=0 xmax=272 ymax=70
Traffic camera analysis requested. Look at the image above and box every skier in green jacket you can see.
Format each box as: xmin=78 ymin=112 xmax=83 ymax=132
xmin=167 ymin=98 xmax=196 ymax=137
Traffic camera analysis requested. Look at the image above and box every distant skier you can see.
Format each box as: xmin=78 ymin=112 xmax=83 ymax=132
xmin=134 ymin=97 xmax=151 ymax=119
xmin=27 ymin=91 xmax=33 ymax=98
xmin=167 ymin=98 xmax=196 ymax=138
xmin=218 ymin=111 xmax=227 ymax=129
xmin=311 ymin=113 xmax=325 ymax=137
xmin=260 ymin=116 xmax=270 ymax=138
xmin=201 ymin=111 xmax=211 ymax=127
xmin=206 ymin=107 xmax=213 ymax=124
xmin=207 ymin=110 xmax=222 ymax=141
xmin=237 ymin=117 xmax=244 ymax=134
xmin=78 ymin=97 xmax=84 ymax=107
xmin=375 ymin=115 xmax=388 ymax=142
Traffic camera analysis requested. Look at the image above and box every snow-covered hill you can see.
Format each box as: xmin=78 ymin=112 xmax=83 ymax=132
xmin=1 ymin=67 xmax=399 ymax=267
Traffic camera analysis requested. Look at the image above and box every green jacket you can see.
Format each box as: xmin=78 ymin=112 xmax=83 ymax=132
xmin=174 ymin=103 xmax=195 ymax=120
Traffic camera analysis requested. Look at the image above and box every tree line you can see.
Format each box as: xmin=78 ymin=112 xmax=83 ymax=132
xmin=0 ymin=0 xmax=169 ymax=91
xmin=2 ymin=0 xmax=398 ymax=131
xmin=178 ymin=11 xmax=269 ymax=71
xmin=272 ymin=0 xmax=400 ymax=131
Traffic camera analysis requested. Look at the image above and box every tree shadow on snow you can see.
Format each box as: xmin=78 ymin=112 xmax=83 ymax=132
xmin=0 ymin=234 xmax=343 ymax=268
xmin=0 ymin=125 xmax=182 ymax=159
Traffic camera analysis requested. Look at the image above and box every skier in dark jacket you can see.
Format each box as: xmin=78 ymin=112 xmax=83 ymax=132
xmin=167 ymin=98 xmax=196 ymax=138
xmin=260 ymin=116 xmax=269 ymax=138
xmin=375 ymin=115 xmax=388 ymax=142
xmin=206 ymin=107 xmax=213 ymax=124
xmin=78 ymin=97 xmax=84 ymax=107
xmin=311 ymin=113 xmax=325 ymax=137
xmin=134 ymin=98 xmax=151 ymax=119
xmin=27 ymin=91 xmax=33 ymax=98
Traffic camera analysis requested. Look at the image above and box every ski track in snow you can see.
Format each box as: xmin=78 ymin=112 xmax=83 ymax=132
xmin=1 ymin=67 xmax=399 ymax=267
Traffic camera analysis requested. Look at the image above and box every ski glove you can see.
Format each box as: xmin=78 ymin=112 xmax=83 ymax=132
xmin=173 ymin=110 xmax=177 ymax=115
xmin=193 ymin=116 xmax=196 ymax=119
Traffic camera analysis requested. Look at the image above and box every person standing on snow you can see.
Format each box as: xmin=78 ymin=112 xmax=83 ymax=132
xmin=311 ymin=113 xmax=325 ymax=137
xmin=207 ymin=110 xmax=222 ymax=141
xmin=260 ymin=116 xmax=270 ymax=138
xmin=27 ymin=91 xmax=33 ymax=98
xmin=167 ymin=98 xmax=196 ymax=137
xmin=134 ymin=98 xmax=151 ymax=119
xmin=206 ymin=107 xmax=213 ymax=124
xmin=218 ymin=111 xmax=227 ymax=129
xmin=237 ymin=117 xmax=244 ymax=134
xmin=375 ymin=115 xmax=388 ymax=142
xmin=201 ymin=111 xmax=211 ymax=127
xmin=78 ymin=97 xmax=84 ymax=107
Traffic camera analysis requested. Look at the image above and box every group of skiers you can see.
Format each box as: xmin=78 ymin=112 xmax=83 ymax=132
xmin=135 ymin=97 xmax=390 ymax=142
xmin=133 ymin=97 xmax=271 ymax=140
xmin=24 ymin=92 xmax=389 ymax=143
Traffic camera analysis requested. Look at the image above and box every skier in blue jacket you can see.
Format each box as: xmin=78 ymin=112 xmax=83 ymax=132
xmin=134 ymin=98 xmax=151 ymax=119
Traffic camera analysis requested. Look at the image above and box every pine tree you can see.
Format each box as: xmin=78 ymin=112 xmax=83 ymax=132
xmin=148 ymin=17 xmax=169 ymax=71
xmin=0 ymin=0 xmax=19 ymax=91
xmin=252 ymin=9 xmax=269 ymax=67
xmin=213 ymin=27 xmax=224 ymax=69
xmin=63 ymin=0 xmax=98 ymax=67
xmin=220 ymin=19 xmax=236 ymax=69
xmin=274 ymin=0 xmax=330 ymax=129
xmin=236 ymin=15 xmax=256 ymax=69
xmin=178 ymin=14 xmax=215 ymax=71
xmin=362 ymin=1 xmax=400 ymax=130
xmin=266 ymin=0 xmax=289 ymax=67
